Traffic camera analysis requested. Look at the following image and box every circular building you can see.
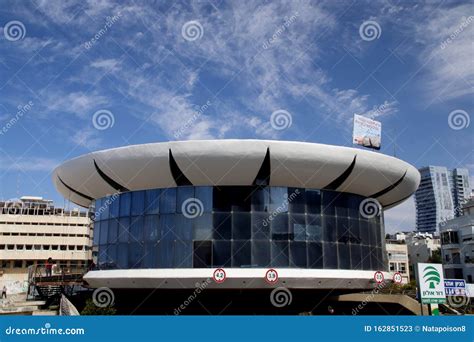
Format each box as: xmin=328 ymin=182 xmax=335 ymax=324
xmin=53 ymin=140 xmax=420 ymax=314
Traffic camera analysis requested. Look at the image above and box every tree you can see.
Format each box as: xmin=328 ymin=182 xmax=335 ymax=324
xmin=428 ymin=249 xmax=442 ymax=263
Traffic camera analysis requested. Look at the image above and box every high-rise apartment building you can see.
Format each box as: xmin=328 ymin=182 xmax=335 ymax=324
xmin=449 ymin=168 xmax=472 ymax=215
xmin=415 ymin=166 xmax=455 ymax=233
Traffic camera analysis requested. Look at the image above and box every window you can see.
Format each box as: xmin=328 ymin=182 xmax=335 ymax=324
xmin=193 ymin=241 xmax=212 ymax=268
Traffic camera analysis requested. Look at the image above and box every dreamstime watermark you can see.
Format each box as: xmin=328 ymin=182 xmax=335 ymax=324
xmin=181 ymin=20 xmax=203 ymax=41
xmin=92 ymin=287 xmax=115 ymax=308
xmin=448 ymin=109 xmax=470 ymax=130
xmin=270 ymin=287 xmax=293 ymax=308
xmin=92 ymin=193 xmax=119 ymax=220
xmin=270 ymin=109 xmax=292 ymax=130
xmin=263 ymin=189 xmax=300 ymax=227
xmin=3 ymin=20 xmax=26 ymax=41
xmin=92 ymin=109 xmax=115 ymax=130
xmin=173 ymin=100 xmax=212 ymax=139
xmin=351 ymin=281 xmax=387 ymax=315
xmin=359 ymin=20 xmax=381 ymax=41
xmin=4 ymin=323 xmax=85 ymax=336
xmin=174 ymin=278 xmax=212 ymax=315
xmin=181 ymin=198 xmax=204 ymax=219
xmin=447 ymin=295 xmax=470 ymax=309
xmin=359 ymin=198 xmax=381 ymax=219
xmin=440 ymin=16 xmax=474 ymax=50
xmin=262 ymin=12 xmax=299 ymax=50
xmin=84 ymin=12 xmax=122 ymax=50
xmin=0 ymin=101 xmax=34 ymax=136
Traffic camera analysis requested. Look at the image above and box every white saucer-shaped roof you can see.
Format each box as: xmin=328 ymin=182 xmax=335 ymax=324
xmin=52 ymin=140 xmax=420 ymax=208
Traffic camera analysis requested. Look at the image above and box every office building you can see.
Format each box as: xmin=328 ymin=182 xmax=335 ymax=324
xmin=52 ymin=140 xmax=420 ymax=313
xmin=440 ymin=197 xmax=474 ymax=282
xmin=0 ymin=197 xmax=92 ymax=294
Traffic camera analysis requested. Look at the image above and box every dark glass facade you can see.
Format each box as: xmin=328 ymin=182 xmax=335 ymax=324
xmin=93 ymin=186 xmax=385 ymax=270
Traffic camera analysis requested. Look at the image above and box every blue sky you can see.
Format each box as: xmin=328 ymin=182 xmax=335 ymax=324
xmin=0 ymin=0 xmax=472 ymax=233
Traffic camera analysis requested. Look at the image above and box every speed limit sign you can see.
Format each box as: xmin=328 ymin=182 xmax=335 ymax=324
xmin=393 ymin=272 xmax=403 ymax=284
xmin=265 ymin=269 xmax=278 ymax=284
xmin=213 ymin=268 xmax=226 ymax=283
xmin=374 ymin=271 xmax=384 ymax=284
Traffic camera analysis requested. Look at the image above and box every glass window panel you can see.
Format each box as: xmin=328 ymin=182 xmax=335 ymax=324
xmin=288 ymin=188 xmax=305 ymax=213
xmin=232 ymin=213 xmax=251 ymax=240
xmin=251 ymin=240 xmax=270 ymax=267
xmin=369 ymin=218 xmax=381 ymax=246
xmin=131 ymin=191 xmax=145 ymax=216
xmin=99 ymin=220 xmax=108 ymax=245
xmin=251 ymin=187 xmax=270 ymax=212
xmin=306 ymin=190 xmax=321 ymax=215
xmin=98 ymin=245 xmax=107 ymax=265
xmin=143 ymin=242 xmax=158 ymax=268
xmin=158 ymin=240 xmax=173 ymax=268
xmin=119 ymin=192 xmax=131 ymax=217
xmin=174 ymin=240 xmax=192 ymax=268
xmin=336 ymin=215 xmax=349 ymax=243
xmin=306 ymin=215 xmax=322 ymax=241
xmin=290 ymin=241 xmax=307 ymax=268
xmin=270 ymin=187 xmax=288 ymax=213
xmin=193 ymin=214 xmax=213 ymax=240
xmin=348 ymin=218 xmax=360 ymax=244
xmin=307 ymin=242 xmax=323 ymax=268
xmin=213 ymin=187 xmax=231 ymax=211
xmin=271 ymin=241 xmax=289 ymax=267
xmin=290 ymin=213 xmax=306 ymax=241
xmin=232 ymin=240 xmax=251 ymax=267
xmin=251 ymin=212 xmax=271 ymax=240
xmin=350 ymin=244 xmax=362 ymax=270
xmin=271 ymin=213 xmax=289 ymax=240
xmin=129 ymin=242 xmax=143 ymax=269
xmin=116 ymin=243 xmax=128 ymax=268
xmin=160 ymin=188 xmax=176 ymax=213
xmin=118 ymin=217 xmax=130 ymax=243
xmin=94 ymin=199 xmax=103 ymax=220
xmin=359 ymin=219 xmax=370 ymax=246
xmin=213 ymin=240 xmax=231 ymax=267
xmin=93 ymin=221 xmax=101 ymax=245
xmin=145 ymin=189 xmax=160 ymax=214
xmin=193 ymin=240 xmax=212 ymax=268
xmin=371 ymin=247 xmax=384 ymax=271
xmin=130 ymin=216 xmax=144 ymax=243
xmin=213 ymin=212 xmax=232 ymax=240
xmin=173 ymin=216 xmax=192 ymax=241
xmin=144 ymin=215 xmax=160 ymax=242
xmin=104 ymin=244 xmax=117 ymax=268
xmin=108 ymin=218 xmax=118 ymax=244
xmin=177 ymin=186 xmax=194 ymax=213
xmin=361 ymin=245 xmax=371 ymax=270
xmin=334 ymin=195 xmax=348 ymax=218
xmin=323 ymin=215 xmax=336 ymax=242
xmin=160 ymin=214 xmax=176 ymax=240
xmin=338 ymin=243 xmax=351 ymax=269
xmin=321 ymin=191 xmax=337 ymax=216
xmin=101 ymin=197 xmax=110 ymax=219
xmin=195 ymin=187 xmax=212 ymax=212
xmin=347 ymin=194 xmax=362 ymax=219
xmin=109 ymin=195 xmax=120 ymax=218
xmin=323 ymin=242 xmax=337 ymax=269
xmin=368 ymin=220 xmax=377 ymax=246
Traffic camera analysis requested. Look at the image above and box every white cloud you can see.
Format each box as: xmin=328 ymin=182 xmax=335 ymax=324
xmin=0 ymin=156 xmax=59 ymax=172
xmin=70 ymin=127 xmax=104 ymax=149
xmin=384 ymin=196 xmax=416 ymax=234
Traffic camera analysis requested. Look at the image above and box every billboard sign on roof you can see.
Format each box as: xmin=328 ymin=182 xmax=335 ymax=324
xmin=353 ymin=114 xmax=381 ymax=150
